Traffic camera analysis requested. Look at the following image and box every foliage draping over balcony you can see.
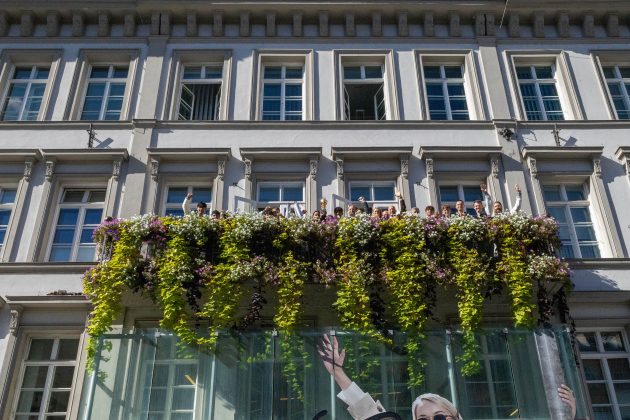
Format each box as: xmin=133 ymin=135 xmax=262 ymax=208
xmin=83 ymin=212 xmax=570 ymax=386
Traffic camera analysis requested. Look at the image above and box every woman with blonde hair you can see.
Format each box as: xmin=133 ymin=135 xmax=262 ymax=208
xmin=319 ymin=335 xmax=576 ymax=420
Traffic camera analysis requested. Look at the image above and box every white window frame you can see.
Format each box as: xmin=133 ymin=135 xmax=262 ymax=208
xmin=515 ymin=64 xmax=565 ymax=121
xmin=46 ymin=188 xmax=106 ymax=262
xmin=0 ymin=65 xmax=50 ymax=121
xmin=253 ymin=51 xmax=312 ymax=121
xmin=337 ymin=52 xmax=399 ymax=121
xmin=256 ymin=181 xmax=305 ymax=214
xmin=0 ymin=50 xmax=61 ymax=121
xmin=577 ymin=329 xmax=630 ymax=420
xmin=10 ymin=335 xmax=82 ymax=420
xmin=507 ymin=53 xmax=581 ymax=121
xmin=175 ymin=64 xmax=223 ymax=121
xmin=162 ymin=184 xmax=213 ymax=216
xmin=260 ymin=64 xmax=305 ymax=121
xmin=342 ymin=63 xmax=387 ymax=121
xmin=0 ymin=186 xmax=17 ymax=252
xmin=542 ymin=183 xmax=601 ymax=259
xmin=422 ymin=63 xmax=470 ymax=121
xmin=600 ymin=64 xmax=630 ymax=120
xmin=68 ymin=50 xmax=138 ymax=121
xmin=438 ymin=182 xmax=485 ymax=216
xmin=348 ymin=180 xmax=397 ymax=210
xmin=78 ymin=64 xmax=131 ymax=121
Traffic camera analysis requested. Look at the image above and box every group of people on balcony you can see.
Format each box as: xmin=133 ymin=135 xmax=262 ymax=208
xmin=180 ymin=184 xmax=522 ymax=221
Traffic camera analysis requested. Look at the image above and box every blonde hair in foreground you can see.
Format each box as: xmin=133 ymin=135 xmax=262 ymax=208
xmin=411 ymin=393 xmax=464 ymax=420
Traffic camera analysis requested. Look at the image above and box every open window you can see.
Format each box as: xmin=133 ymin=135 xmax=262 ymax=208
xmin=349 ymin=181 xmax=397 ymax=211
xmin=177 ymin=65 xmax=222 ymax=121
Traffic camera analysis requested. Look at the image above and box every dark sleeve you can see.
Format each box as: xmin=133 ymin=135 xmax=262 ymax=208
xmin=399 ymin=199 xmax=406 ymax=213
xmin=359 ymin=201 xmax=369 ymax=214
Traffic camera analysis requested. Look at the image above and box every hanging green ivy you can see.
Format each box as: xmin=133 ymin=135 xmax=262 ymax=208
xmin=84 ymin=211 xmax=570 ymax=383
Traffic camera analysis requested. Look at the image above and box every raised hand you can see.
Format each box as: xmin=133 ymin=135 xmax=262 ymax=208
xmin=318 ymin=334 xmax=345 ymax=375
xmin=558 ymin=384 xmax=576 ymax=419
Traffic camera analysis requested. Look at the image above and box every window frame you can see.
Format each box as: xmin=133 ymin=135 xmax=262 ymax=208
xmin=336 ymin=51 xmax=399 ymax=121
xmin=507 ymin=52 xmax=582 ymax=121
xmin=348 ymin=180 xmax=398 ymax=210
xmin=542 ymin=182 xmax=600 ymax=259
xmin=577 ymin=328 xmax=630 ymax=420
xmin=167 ymin=50 xmax=232 ymax=121
xmin=45 ymin=188 xmax=106 ymax=263
xmin=515 ymin=64 xmax=565 ymax=121
xmin=256 ymin=181 xmax=306 ymax=213
xmin=438 ymin=181 xmax=486 ymax=217
xmin=253 ymin=51 xmax=313 ymax=121
xmin=260 ymin=64 xmax=305 ymax=121
xmin=417 ymin=52 xmax=485 ymax=121
xmin=8 ymin=332 xmax=85 ymax=420
xmin=0 ymin=185 xmax=17 ymax=253
xmin=0 ymin=50 xmax=62 ymax=121
xmin=161 ymin=184 xmax=214 ymax=217
xmin=591 ymin=51 xmax=630 ymax=121
xmin=68 ymin=50 xmax=139 ymax=121
xmin=78 ymin=64 xmax=131 ymax=121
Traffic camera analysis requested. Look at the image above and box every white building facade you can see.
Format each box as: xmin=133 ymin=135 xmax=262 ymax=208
xmin=0 ymin=0 xmax=629 ymax=419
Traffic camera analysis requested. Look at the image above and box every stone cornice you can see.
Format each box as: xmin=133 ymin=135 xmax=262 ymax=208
xmin=0 ymin=262 xmax=92 ymax=274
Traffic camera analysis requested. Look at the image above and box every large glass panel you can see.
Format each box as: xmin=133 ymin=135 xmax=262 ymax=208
xmin=576 ymin=332 xmax=597 ymax=352
xmin=602 ymin=332 xmax=626 ymax=352
xmin=28 ymin=339 xmax=54 ymax=360
xmin=283 ymin=186 xmax=303 ymax=202
xmin=167 ymin=187 xmax=188 ymax=204
xmin=259 ymin=186 xmax=280 ymax=202
xmin=373 ymin=185 xmax=394 ymax=201
xmin=439 ymin=186 xmax=459 ymax=202
xmin=350 ymin=186 xmax=371 ymax=201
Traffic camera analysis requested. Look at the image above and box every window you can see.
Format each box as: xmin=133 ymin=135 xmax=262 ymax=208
xmin=423 ymin=65 xmax=469 ymax=120
xmin=577 ymin=330 xmax=630 ymax=420
xmin=602 ymin=65 xmax=630 ymax=120
xmin=80 ymin=65 xmax=129 ymax=120
xmin=48 ymin=189 xmax=105 ymax=262
xmin=261 ymin=65 xmax=304 ymax=121
xmin=142 ymin=334 xmax=199 ymax=420
xmin=256 ymin=182 xmax=304 ymax=213
xmin=439 ymin=184 xmax=484 ymax=216
xmin=1 ymin=65 xmax=49 ymax=121
xmin=13 ymin=337 xmax=80 ymax=420
xmin=515 ymin=65 xmax=564 ymax=121
xmin=342 ymin=64 xmax=386 ymax=120
xmin=0 ymin=187 xmax=17 ymax=252
xmin=177 ymin=65 xmax=222 ymax=121
xmin=164 ymin=186 xmax=212 ymax=217
xmin=349 ymin=181 xmax=396 ymax=209
xmin=462 ymin=333 xmax=517 ymax=419
xmin=542 ymin=183 xmax=600 ymax=258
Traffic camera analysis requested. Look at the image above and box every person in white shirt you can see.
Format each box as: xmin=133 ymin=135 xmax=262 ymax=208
xmin=182 ymin=193 xmax=208 ymax=216
xmin=319 ymin=334 xmax=577 ymax=420
xmin=481 ymin=184 xmax=522 ymax=216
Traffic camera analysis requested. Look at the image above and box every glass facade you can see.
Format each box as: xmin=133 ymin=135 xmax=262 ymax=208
xmin=80 ymin=328 xmax=587 ymax=420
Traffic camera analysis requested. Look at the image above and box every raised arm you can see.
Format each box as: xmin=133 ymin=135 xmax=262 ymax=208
xmin=182 ymin=193 xmax=193 ymax=215
xmin=318 ymin=334 xmax=351 ymax=391
xmin=395 ymin=189 xmax=407 ymax=213
xmin=480 ymin=183 xmax=492 ymax=215
xmin=510 ymin=184 xmax=522 ymax=213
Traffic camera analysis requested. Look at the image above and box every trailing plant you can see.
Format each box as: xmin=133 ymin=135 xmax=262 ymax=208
xmin=83 ymin=212 xmax=571 ymax=384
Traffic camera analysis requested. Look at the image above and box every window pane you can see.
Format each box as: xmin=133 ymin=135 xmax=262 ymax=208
xmin=615 ymin=383 xmax=630 ymax=404
xmin=85 ymin=83 xmax=106 ymax=97
xmin=285 ymin=67 xmax=303 ymax=78
xmin=205 ymin=66 xmax=223 ymax=79
xmin=592 ymin=406 xmax=614 ymax=420
xmin=263 ymin=84 xmax=281 ymax=97
xmin=49 ymin=246 xmax=72 ymax=261
xmin=426 ymin=83 xmax=444 ymax=96
xmin=285 ymin=100 xmax=302 ymax=112
xmin=47 ymin=390 xmax=70 ymax=412
xmin=577 ymin=332 xmax=598 ymax=351
xmin=444 ymin=66 xmax=463 ymax=78
xmin=76 ymin=246 xmax=96 ymax=262
xmin=516 ymin=66 xmax=532 ymax=80
xmin=57 ymin=339 xmax=79 ymax=360
xmin=285 ymin=84 xmax=302 ymax=97
xmin=80 ymin=229 xmax=95 ymax=244
xmin=539 ymin=83 xmax=559 ymax=97
xmin=165 ymin=208 xmax=185 ymax=218
xmin=22 ymin=366 xmax=49 ymax=388
xmin=583 ymin=359 xmax=604 ymax=380
xmin=183 ymin=66 xmax=202 ymax=79
xmin=350 ymin=186 xmax=370 ymax=201
xmin=607 ymin=358 xmax=630 ymax=380
xmin=14 ymin=67 xmax=34 ymax=79
xmin=542 ymin=185 xmax=562 ymax=201
xmin=343 ymin=66 xmax=362 ymax=79
xmin=535 ymin=66 xmax=553 ymax=79
xmin=283 ymin=186 xmax=303 ymax=201
xmin=57 ymin=208 xmax=79 ymax=225
xmin=570 ymin=207 xmax=592 ymax=223
xmin=17 ymin=390 xmax=43 ymax=413
xmin=88 ymin=190 xmax=106 ymax=203
xmin=588 ymin=383 xmax=611 ymax=404
xmin=602 ymin=332 xmax=626 ymax=351
xmin=575 ymin=226 xmax=597 ymax=241
xmin=579 ymin=245 xmax=600 ymax=259
xmin=112 ymin=67 xmax=128 ymax=78
xmin=167 ymin=187 xmax=188 ymax=204
xmin=174 ymin=364 xmax=198 ymax=386
xmin=463 ymin=186 xmax=482 ymax=202
xmin=63 ymin=191 xmax=85 ymax=203
xmin=259 ymin=186 xmax=280 ymax=202
xmin=439 ymin=186 xmax=459 ymax=202
xmin=90 ymin=66 xmax=109 ymax=78
xmin=172 ymin=388 xmax=195 ymax=410
xmin=364 ymin=66 xmax=382 ymax=78
xmin=423 ymin=66 xmax=441 ymax=78
xmin=192 ymin=188 xmax=212 ymax=203
xmin=603 ymin=66 xmax=616 ymax=78
xmin=373 ymin=185 xmax=394 ymax=201
xmin=263 ymin=67 xmax=282 ymax=79
xmin=53 ymin=228 xmax=75 ymax=244
xmin=559 ymin=245 xmax=575 ymax=259
xmin=262 ymin=99 xmax=281 ymax=112
xmin=28 ymin=339 xmax=54 ymax=360
xmin=620 ymin=67 xmax=630 ymax=78
xmin=0 ymin=210 xmax=11 ymax=225
xmin=52 ymin=366 xmax=75 ymax=388
xmin=565 ymin=185 xmax=586 ymax=201
xmin=447 ymin=84 xmax=465 ymax=96
xmin=84 ymin=209 xmax=103 ymax=225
